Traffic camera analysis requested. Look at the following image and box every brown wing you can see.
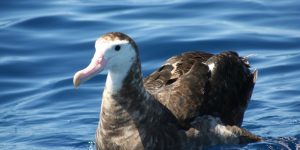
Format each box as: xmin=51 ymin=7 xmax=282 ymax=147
xmin=144 ymin=51 xmax=213 ymax=128
xmin=200 ymin=51 xmax=257 ymax=126
xmin=143 ymin=51 xmax=257 ymax=128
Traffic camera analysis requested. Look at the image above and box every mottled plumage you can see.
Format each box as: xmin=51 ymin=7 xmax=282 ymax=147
xmin=144 ymin=51 xmax=257 ymax=127
xmin=73 ymin=32 xmax=261 ymax=150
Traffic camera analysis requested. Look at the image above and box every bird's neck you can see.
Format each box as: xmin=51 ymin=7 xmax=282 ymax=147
xmin=101 ymin=58 xmax=146 ymax=117
xmin=97 ymin=58 xmax=182 ymax=149
xmin=104 ymin=58 xmax=144 ymax=95
xmin=97 ymin=59 xmax=146 ymax=147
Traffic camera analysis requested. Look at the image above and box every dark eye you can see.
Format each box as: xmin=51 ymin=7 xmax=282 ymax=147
xmin=114 ymin=45 xmax=121 ymax=51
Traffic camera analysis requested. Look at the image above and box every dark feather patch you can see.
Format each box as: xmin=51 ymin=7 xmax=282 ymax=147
xmin=144 ymin=51 xmax=256 ymax=127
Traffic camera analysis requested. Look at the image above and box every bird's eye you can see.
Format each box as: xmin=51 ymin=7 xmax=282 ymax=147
xmin=114 ymin=45 xmax=121 ymax=51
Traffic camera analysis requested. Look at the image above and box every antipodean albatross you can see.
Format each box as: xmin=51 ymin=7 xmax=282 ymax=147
xmin=73 ymin=32 xmax=261 ymax=150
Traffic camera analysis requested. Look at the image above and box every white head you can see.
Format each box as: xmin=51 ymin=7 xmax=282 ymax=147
xmin=73 ymin=32 xmax=138 ymax=87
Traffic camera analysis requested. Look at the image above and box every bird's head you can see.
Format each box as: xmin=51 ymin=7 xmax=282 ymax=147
xmin=73 ymin=32 xmax=138 ymax=87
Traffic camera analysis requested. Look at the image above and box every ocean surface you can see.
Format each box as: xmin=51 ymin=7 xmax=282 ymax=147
xmin=1 ymin=0 xmax=300 ymax=149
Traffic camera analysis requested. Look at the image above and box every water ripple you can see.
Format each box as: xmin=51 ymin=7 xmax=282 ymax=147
xmin=1 ymin=0 xmax=300 ymax=149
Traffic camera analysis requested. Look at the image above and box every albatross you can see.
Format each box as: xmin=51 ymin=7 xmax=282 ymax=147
xmin=73 ymin=32 xmax=261 ymax=150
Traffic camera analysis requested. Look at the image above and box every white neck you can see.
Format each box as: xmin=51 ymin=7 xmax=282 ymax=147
xmin=104 ymin=62 xmax=132 ymax=94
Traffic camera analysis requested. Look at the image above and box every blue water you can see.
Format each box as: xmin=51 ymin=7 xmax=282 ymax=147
xmin=1 ymin=0 xmax=300 ymax=149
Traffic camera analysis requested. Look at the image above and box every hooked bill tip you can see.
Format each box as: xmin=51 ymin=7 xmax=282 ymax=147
xmin=73 ymin=72 xmax=81 ymax=88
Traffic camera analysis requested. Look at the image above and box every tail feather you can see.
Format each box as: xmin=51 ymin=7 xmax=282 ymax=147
xmin=184 ymin=116 xmax=262 ymax=149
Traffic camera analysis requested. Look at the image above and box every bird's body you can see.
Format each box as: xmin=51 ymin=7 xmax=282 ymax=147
xmin=73 ymin=32 xmax=261 ymax=150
